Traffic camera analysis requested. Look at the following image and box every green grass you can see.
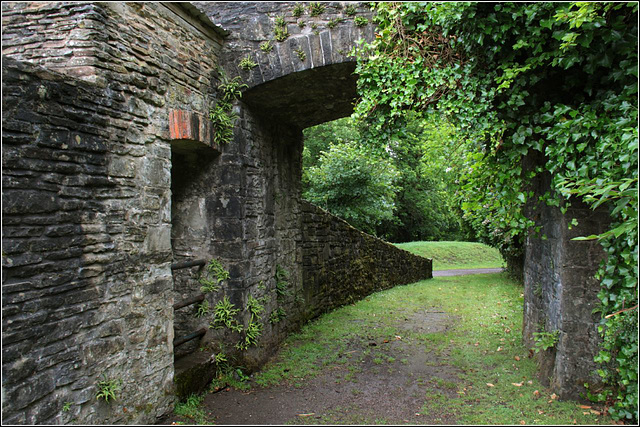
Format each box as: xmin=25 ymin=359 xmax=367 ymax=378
xmin=394 ymin=241 xmax=504 ymax=270
xmin=251 ymin=273 xmax=609 ymax=425
xmin=174 ymin=393 xmax=209 ymax=424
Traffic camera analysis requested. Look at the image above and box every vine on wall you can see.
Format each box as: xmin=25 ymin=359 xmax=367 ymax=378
xmin=353 ymin=2 xmax=637 ymax=421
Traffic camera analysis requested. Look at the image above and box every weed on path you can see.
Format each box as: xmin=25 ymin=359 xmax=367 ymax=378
xmin=164 ymin=273 xmax=611 ymax=425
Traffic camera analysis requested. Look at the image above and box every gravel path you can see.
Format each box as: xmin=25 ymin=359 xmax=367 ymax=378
xmin=433 ymin=267 xmax=504 ymax=277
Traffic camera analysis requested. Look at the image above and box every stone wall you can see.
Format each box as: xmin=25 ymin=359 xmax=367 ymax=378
xmin=301 ymin=201 xmax=433 ymax=320
xmin=2 ymin=2 xmax=225 ymax=424
xmin=522 ymin=159 xmax=610 ymax=399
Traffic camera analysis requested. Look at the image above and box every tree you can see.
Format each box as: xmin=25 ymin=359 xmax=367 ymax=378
xmin=303 ymin=141 xmax=398 ymax=235
xmin=302 ymin=114 xmax=468 ymax=242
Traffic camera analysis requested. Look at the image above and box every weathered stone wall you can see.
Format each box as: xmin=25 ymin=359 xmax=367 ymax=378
xmin=2 ymin=2 xmax=225 ymax=424
xmin=522 ymin=161 xmax=610 ymax=399
xmin=301 ymin=201 xmax=433 ymax=319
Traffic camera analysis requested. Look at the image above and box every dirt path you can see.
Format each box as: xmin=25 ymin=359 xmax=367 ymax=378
xmin=161 ymin=269 xmax=500 ymax=425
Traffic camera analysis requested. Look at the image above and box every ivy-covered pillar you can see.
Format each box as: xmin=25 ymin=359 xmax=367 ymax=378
xmin=523 ymin=153 xmax=611 ymax=398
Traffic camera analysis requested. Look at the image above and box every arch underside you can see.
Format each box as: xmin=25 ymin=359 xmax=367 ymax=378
xmin=241 ymin=61 xmax=358 ymax=130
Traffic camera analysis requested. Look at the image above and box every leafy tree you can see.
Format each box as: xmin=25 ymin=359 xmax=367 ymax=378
xmin=354 ymin=2 xmax=637 ymax=420
xmin=374 ymin=112 xmax=468 ymax=242
xmin=302 ymin=115 xmax=467 ymax=241
xmin=303 ymin=141 xmax=398 ymax=235
xmin=302 ymin=117 xmax=360 ymax=171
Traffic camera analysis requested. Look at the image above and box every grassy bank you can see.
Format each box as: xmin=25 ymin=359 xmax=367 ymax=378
xmin=395 ymin=241 xmax=504 ymax=270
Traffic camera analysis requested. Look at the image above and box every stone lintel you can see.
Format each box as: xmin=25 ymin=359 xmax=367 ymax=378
xmin=168 ymin=109 xmax=221 ymax=154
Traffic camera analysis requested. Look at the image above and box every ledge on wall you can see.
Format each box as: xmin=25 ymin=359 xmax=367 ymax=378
xmin=168 ymin=109 xmax=221 ymax=155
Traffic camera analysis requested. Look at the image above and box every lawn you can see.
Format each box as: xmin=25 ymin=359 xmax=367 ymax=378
xmin=244 ymin=273 xmax=609 ymax=425
xmin=395 ymin=240 xmax=505 ymax=270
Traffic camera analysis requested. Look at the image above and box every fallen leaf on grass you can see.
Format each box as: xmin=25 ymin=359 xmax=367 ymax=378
xmin=578 ymin=405 xmax=591 ymax=409
xmin=486 ymin=383 xmax=495 ymax=387
xmin=514 ymin=356 xmax=521 ymax=361
xmin=590 ymin=410 xmax=601 ymax=415
xmin=533 ymin=390 xmax=540 ymax=398
xmin=512 ymin=382 xmax=524 ymax=387
xmin=297 ymin=413 xmax=315 ymax=417
xmin=519 ymin=420 xmax=526 ymax=425
xmin=550 ymin=393 xmax=558 ymax=400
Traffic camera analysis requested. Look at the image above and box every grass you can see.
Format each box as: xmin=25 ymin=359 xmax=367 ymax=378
xmin=174 ymin=393 xmax=209 ymax=424
xmin=394 ymin=240 xmax=504 ymax=270
xmin=251 ymin=272 xmax=609 ymax=425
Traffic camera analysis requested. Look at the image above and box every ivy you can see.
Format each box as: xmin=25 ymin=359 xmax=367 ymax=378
xmin=354 ymin=2 xmax=637 ymax=420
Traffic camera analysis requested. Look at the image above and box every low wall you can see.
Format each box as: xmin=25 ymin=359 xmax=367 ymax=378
xmin=301 ymin=201 xmax=433 ymax=320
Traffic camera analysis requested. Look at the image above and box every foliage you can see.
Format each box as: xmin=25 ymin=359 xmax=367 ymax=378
xmin=345 ymin=5 xmax=357 ymax=17
xmin=274 ymin=15 xmax=286 ymax=27
xmin=260 ymin=40 xmax=274 ymax=53
xmin=238 ymin=55 xmax=257 ymax=70
xmin=95 ymin=375 xmax=120 ymax=403
xmin=354 ymin=2 xmax=637 ymax=419
xmin=303 ymin=140 xmax=398 ymax=235
xmin=295 ymin=48 xmax=306 ymax=62
xmin=174 ymin=393 xmax=208 ymax=424
xmin=297 ymin=20 xmax=306 ymax=28
xmin=533 ymin=330 xmax=560 ymax=353
xmin=210 ymin=70 xmax=246 ymax=145
xmin=274 ymin=15 xmax=289 ymax=42
xmin=195 ymin=300 xmax=209 ymax=318
xmin=292 ymin=3 xmax=305 ymax=18
xmin=275 ymin=265 xmax=291 ymax=300
xmin=327 ymin=18 xmax=342 ymax=29
xmin=247 ymin=294 xmax=265 ymax=317
xmin=302 ymin=116 xmax=465 ymax=241
xmin=234 ymin=295 xmax=265 ymax=350
xmin=269 ymin=307 xmax=287 ymax=324
xmin=309 ymin=2 xmax=324 ymax=17
xmin=376 ymin=113 xmax=467 ymax=241
xmin=199 ymin=258 xmax=230 ymax=294
xmin=353 ymin=16 xmax=368 ymax=27
xmin=62 ymin=402 xmax=72 ymax=412
xmin=236 ymin=316 xmax=262 ymax=351
xmin=211 ymin=296 xmax=243 ymax=333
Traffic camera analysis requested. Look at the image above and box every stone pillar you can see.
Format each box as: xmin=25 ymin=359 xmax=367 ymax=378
xmin=523 ymin=156 xmax=610 ymax=398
